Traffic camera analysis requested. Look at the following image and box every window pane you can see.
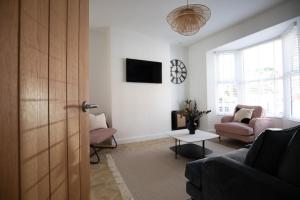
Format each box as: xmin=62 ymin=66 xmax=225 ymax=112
xmin=243 ymin=40 xmax=283 ymax=81
xmin=216 ymin=83 xmax=238 ymax=114
xmin=291 ymin=75 xmax=300 ymax=118
xmin=244 ymin=80 xmax=284 ymax=116
xmin=217 ymin=53 xmax=235 ymax=82
xmin=283 ymin=24 xmax=300 ymax=118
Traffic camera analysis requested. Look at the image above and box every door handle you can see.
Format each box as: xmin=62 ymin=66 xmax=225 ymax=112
xmin=82 ymin=101 xmax=99 ymax=112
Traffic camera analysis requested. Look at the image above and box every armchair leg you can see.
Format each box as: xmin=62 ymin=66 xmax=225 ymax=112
xmin=90 ymin=146 xmax=100 ymax=164
xmin=218 ymin=136 xmax=221 ymax=143
xmin=89 ymin=136 xmax=118 ymax=164
xmin=112 ymin=135 xmax=118 ymax=148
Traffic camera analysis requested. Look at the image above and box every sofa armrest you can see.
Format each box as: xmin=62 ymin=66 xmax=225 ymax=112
xmin=249 ymin=117 xmax=273 ymax=136
xmin=221 ymin=115 xmax=234 ymax=123
xmin=185 ymin=149 xmax=248 ymax=188
xmin=185 ymin=159 xmax=206 ymax=188
xmin=202 ymin=156 xmax=300 ymax=200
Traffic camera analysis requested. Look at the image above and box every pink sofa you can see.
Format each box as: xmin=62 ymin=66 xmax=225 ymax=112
xmin=214 ymin=105 xmax=273 ymax=143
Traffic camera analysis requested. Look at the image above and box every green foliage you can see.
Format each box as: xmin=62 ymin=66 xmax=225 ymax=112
xmin=180 ymin=99 xmax=211 ymax=121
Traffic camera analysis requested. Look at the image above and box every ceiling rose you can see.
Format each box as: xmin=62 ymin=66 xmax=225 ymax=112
xmin=167 ymin=0 xmax=211 ymax=36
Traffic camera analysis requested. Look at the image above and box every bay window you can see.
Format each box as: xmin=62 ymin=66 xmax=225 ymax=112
xmin=216 ymin=21 xmax=300 ymax=119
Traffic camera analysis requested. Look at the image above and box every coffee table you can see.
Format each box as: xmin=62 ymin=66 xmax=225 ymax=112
xmin=168 ymin=129 xmax=219 ymax=159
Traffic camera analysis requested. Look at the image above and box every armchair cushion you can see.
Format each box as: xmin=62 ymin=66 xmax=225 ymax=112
xmin=215 ymin=122 xmax=253 ymax=136
xmin=90 ymin=128 xmax=117 ymax=145
xmin=245 ymin=127 xmax=297 ymax=176
xmin=235 ymin=104 xmax=263 ymax=118
xmin=233 ymin=108 xmax=254 ymax=124
xmin=89 ymin=113 xmax=108 ymax=130
xmin=221 ymin=115 xmax=234 ymax=123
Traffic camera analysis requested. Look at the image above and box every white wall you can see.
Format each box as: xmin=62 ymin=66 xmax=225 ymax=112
xmin=110 ymin=27 xmax=172 ymax=143
xmin=188 ymin=0 xmax=300 ymax=130
xmin=89 ymin=28 xmax=112 ymax=124
xmin=90 ymin=27 xmax=188 ymax=143
xmin=170 ymin=45 xmax=189 ymax=110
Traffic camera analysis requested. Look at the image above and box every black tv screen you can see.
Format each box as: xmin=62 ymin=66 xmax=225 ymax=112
xmin=126 ymin=58 xmax=162 ymax=83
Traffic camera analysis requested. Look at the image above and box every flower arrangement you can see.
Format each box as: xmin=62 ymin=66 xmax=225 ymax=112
xmin=181 ymin=100 xmax=211 ymax=134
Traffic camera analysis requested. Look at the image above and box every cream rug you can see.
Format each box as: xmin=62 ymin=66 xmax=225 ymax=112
xmin=109 ymin=138 xmax=243 ymax=200
xmin=106 ymin=154 xmax=135 ymax=200
xmin=90 ymin=153 xmax=134 ymax=200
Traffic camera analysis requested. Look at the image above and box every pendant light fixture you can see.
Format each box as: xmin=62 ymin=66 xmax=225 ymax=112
xmin=167 ymin=0 xmax=211 ymax=36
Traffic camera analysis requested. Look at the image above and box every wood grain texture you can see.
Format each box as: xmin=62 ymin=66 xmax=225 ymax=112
xmin=79 ymin=0 xmax=90 ymax=199
xmin=0 ymin=0 xmax=89 ymax=198
xmin=67 ymin=0 xmax=81 ymax=199
xmin=49 ymin=0 xmax=68 ymax=199
xmin=19 ymin=0 xmax=50 ymax=199
xmin=0 ymin=0 xmax=19 ymax=199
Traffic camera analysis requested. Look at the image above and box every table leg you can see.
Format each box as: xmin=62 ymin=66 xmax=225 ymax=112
xmin=202 ymin=140 xmax=205 ymax=158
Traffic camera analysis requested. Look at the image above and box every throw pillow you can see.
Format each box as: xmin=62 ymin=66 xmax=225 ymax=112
xmin=245 ymin=126 xmax=299 ymax=175
xmin=89 ymin=113 xmax=108 ymax=131
xmin=277 ymin=130 xmax=300 ymax=187
xmin=233 ymin=108 xmax=254 ymax=124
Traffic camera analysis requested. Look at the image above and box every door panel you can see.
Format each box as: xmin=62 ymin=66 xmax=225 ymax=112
xmin=20 ymin=0 xmax=50 ymax=199
xmin=49 ymin=0 xmax=68 ymax=199
xmin=67 ymin=0 xmax=81 ymax=199
xmin=79 ymin=0 xmax=90 ymax=199
xmin=0 ymin=0 xmax=89 ymax=199
xmin=0 ymin=0 xmax=19 ymax=198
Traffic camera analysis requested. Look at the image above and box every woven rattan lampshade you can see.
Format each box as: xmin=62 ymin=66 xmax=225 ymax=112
xmin=167 ymin=2 xmax=211 ymax=36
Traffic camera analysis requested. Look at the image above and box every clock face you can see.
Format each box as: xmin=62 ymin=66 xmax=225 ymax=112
xmin=170 ymin=59 xmax=187 ymax=84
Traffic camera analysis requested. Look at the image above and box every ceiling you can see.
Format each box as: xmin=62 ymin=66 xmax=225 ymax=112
xmin=90 ymin=0 xmax=287 ymax=46
xmin=214 ymin=18 xmax=296 ymax=51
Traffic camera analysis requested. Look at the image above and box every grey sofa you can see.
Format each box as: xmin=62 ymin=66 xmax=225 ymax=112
xmin=185 ymin=126 xmax=300 ymax=200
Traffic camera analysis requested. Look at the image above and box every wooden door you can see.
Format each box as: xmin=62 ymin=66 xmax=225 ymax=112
xmin=0 ymin=0 xmax=90 ymax=199
xmin=79 ymin=0 xmax=90 ymax=199
xmin=0 ymin=0 xmax=19 ymax=199
xmin=20 ymin=0 xmax=50 ymax=199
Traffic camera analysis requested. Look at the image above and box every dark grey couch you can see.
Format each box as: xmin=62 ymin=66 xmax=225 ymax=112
xmin=185 ymin=126 xmax=300 ymax=200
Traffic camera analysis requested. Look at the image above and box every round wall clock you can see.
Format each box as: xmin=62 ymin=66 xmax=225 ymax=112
xmin=170 ymin=59 xmax=187 ymax=84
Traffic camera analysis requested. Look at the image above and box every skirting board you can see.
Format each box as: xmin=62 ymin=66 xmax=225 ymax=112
xmin=116 ymin=129 xmax=215 ymax=144
xmin=116 ymin=132 xmax=170 ymax=144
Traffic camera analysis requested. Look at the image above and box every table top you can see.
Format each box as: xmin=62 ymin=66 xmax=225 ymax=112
xmin=168 ymin=129 xmax=219 ymax=143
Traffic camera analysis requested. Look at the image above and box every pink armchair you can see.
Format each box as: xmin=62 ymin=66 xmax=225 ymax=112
xmin=214 ymin=105 xmax=273 ymax=143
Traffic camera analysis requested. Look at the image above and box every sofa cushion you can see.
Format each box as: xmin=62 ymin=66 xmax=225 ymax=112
xmin=215 ymin=122 xmax=253 ymax=136
xmin=277 ymin=130 xmax=300 ymax=187
xmin=245 ymin=127 xmax=298 ymax=175
xmin=224 ymin=148 xmax=248 ymax=163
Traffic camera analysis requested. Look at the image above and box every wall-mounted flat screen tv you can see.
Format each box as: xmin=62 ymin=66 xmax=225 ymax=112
xmin=126 ymin=58 xmax=162 ymax=83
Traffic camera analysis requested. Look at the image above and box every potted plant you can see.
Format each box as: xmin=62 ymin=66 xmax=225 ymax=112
xmin=180 ymin=100 xmax=211 ymax=134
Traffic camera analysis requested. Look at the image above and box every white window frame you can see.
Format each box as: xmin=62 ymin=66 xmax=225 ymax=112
xmin=215 ymin=19 xmax=300 ymax=118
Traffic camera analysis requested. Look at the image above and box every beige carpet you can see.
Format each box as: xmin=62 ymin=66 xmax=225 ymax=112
xmin=108 ymin=138 xmax=243 ymax=200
